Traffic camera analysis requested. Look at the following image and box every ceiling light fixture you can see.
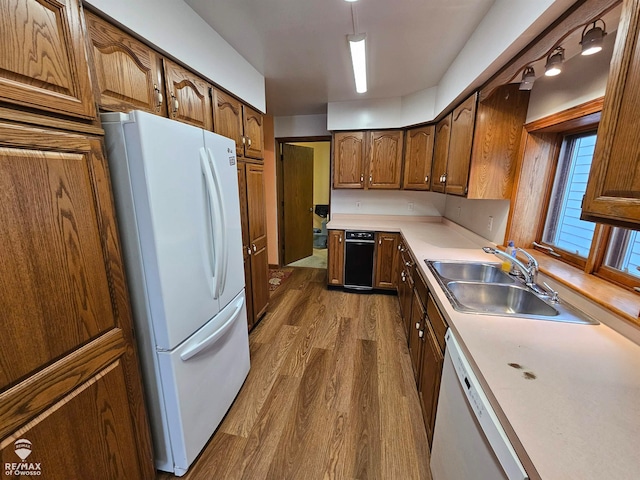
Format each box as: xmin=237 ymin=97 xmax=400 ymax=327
xmin=348 ymin=33 xmax=367 ymax=93
xmin=519 ymin=66 xmax=536 ymax=91
xmin=580 ymin=19 xmax=607 ymax=56
xmin=545 ymin=47 xmax=564 ymax=77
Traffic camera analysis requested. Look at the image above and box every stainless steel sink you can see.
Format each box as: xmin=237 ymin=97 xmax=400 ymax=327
xmin=427 ymin=260 xmax=516 ymax=284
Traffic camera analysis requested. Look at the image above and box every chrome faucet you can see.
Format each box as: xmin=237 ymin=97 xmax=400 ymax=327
xmin=516 ymin=248 xmax=539 ymax=283
xmin=482 ymin=246 xmax=536 ymax=286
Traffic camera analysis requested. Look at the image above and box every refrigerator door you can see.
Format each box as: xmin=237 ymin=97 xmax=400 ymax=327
xmin=156 ymin=290 xmax=250 ymax=476
xmin=120 ymin=111 xmax=222 ymax=350
xmin=203 ymin=130 xmax=245 ymax=308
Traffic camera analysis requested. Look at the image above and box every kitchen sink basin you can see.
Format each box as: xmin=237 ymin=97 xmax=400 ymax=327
xmin=426 ymin=260 xmax=516 ymax=284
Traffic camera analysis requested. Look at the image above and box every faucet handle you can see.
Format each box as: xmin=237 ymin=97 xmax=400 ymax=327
xmin=542 ymin=282 xmax=559 ymax=303
xmin=516 ymin=248 xmax=539 ymax=271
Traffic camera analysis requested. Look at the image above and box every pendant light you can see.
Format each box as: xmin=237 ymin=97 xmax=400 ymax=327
xmin=545 ymin=47 xmax=564 ymax=77
xmin=580 ymin=20 xmax=607 ymax=56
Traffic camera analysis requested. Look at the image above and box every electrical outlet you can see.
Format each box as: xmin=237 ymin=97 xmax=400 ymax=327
xmin=408 ymin=202 xmax=414 ymax=211
xmin=487 ymin=216 xmax=494 ymax=232
xmin=356 ymin=201 xmax=361 ymax=209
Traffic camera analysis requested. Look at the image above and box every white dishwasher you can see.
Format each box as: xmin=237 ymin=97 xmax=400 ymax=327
xmin=430 ymin=329 xmax=529 ymax=480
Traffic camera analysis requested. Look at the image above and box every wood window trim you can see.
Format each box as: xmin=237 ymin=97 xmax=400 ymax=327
xmin=508 ymin=97 xmax=640 ymax=326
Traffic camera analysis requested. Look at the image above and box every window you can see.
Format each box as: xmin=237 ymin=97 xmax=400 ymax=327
xmin=542 ymin=132 xmax=597 ymax=265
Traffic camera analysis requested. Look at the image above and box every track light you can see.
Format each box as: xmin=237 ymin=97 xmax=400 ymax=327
xmin=545 ymin=48 xmax=564 ymax=77
xmin=348 ymin=33 xmax=367 ymax=93
xmin=519 ymin=66 xmax=536 ymax=91
xmin=581 ymin=20 xmax=606 ymax=56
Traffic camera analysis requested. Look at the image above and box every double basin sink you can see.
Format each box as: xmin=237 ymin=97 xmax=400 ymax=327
xmin=425 ymin=260 xmax=598 ymax=325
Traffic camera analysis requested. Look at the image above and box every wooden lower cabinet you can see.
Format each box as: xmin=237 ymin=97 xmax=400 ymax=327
xmin=374 ymin=232 xmax=399 ymax=289
xmin=419 ymin=322 xmax=444 ymax=447
xmin=237 ymin=161 xmax=269 ymax=328
xmin=408 ymin=288 xmax=426 ymax=382
xmin=0 ymin=123 xmax=153 ymax=478
xmin=327 ymin=230 xmax=345 ymax=286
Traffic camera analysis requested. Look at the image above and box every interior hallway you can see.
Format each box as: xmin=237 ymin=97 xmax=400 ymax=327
xmin=157 ymin=267 xmax=431 ymax=479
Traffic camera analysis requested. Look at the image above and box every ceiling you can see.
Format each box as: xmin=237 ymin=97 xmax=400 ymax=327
xmin=184 ymin=0 xmax=497 ymax=116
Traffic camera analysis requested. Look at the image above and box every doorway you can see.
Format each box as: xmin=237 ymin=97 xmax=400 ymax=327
xmin=276 ymin=137 xmax=331 ymax=269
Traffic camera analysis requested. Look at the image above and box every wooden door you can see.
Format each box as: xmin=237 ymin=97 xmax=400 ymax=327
xmin=243 ymin=106 xmax=265 ymax=160
xmin=446 ymin=93 xmax=477 ymax=196
xmin=408 ymin=289 xmax=425 ymax=382
xmin=214 ymin=88 xmax=244 ymax=154
xmin=237 ymin=163 xmax=254 ymax=328
xmin=419 ymin=324 xmax=444 ymax=447
xmin=0 ymin=0 xmax=96 ymax=120
xmin=333 ymin=132 xmax=366 ymax=188
xmin=163 ymin=59 xmax=213 ymax=130
xmin=582 ymin=0 xmax=640 ymax=229
xmin=403 ymin=125 xmax=435 ymax=190
xmin=246 ymin=163 xmax=269 ymax=320
xmin=283 ymin=144 xmax=314 ymax=265
xmin=0 ymin=124 xmax=153 ymax=478
xmin=327 ymin=230 xmax=345 ymax=286
xmin=374 ymin=232 xmax=399 ymax=289
xmin=86 ymin=11 xmax=165 ymax=115
xmin=431 ymin=113 xmax=451 ymax=193
xmin=368 ymin=130 xmax=404 ymax=189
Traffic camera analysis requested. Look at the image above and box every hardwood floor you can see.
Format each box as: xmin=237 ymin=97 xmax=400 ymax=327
xmin=157 ymin=268 xmax=431 ymax=479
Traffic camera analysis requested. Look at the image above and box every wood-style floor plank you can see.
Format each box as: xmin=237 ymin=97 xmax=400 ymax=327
xmin=156 ymin=267 xmax=431 ymax=480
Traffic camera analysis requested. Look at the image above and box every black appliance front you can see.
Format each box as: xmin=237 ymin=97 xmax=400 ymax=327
xmin=344 ymin=231 xmax=375 ymax=290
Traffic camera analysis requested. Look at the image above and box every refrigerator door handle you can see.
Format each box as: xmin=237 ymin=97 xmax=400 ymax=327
xmin=206 ymin=148 xmax=228 ymax=298
xmin=200 ymin=149 xmax=221 ymax=299
xmin=179 ymin=296 xmax=244 ymax=361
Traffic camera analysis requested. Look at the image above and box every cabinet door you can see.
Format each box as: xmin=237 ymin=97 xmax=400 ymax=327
xmin=237 ymin=163 xmax=254 ymax=328
xmin=246 ymin=163 xmax=269 ymax=319
xmin=333 ymin=132 xmax=366 ymax=188
xmin=243 ymin=105 xmax=265 ymax=160
xmin=403 ymin=125 xmax=435 ymax=190
xmin=408 ymin=289 xmax=426 ymax=382
xmin=0 ymin=124 xmax=153 ymax=477
xmin=368 ymin=130 xmax=404 ymax=189
xmin=418 ymin=324 xmax=444 ymax=447
xmin=375 ymin=232 xmax=399 ymax=289
xmin=0 ymin=0 xmax=95 ymax=119
xmin=446 ymin=93 xmax=477 ymax=196
xmin=431 ymin=114 xmax=451 ymax=193
xmin=582 ymin=0 xmax=640 ymax=228
xmin=163 ymin=59 xmax=213 ymax=130
xmin=327 ymin=230 xmax=345 ymax=286
xmin=86 ymin=11 xmax=165 ymax=115
xmin=214 ymin=88 xmax=244 ymax=154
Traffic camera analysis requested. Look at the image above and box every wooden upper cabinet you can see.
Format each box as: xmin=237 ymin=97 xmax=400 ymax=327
xmin=85 ymin=11 xmax=165 ymax=115
xmin=163 ymin=59 xmax=213 ymax=130
xmin=213 ymin=88 xmax=244 ymax=153
xmin=243 ymin=105 xmax=265 ymax=160
xmin=582 ymin=0 xmax=640 ymax=229
xmin=446 ymin=93 xmax=478 ymax=196
xmin=403 ymin=125 xmax=435 ymax=190
xmin=368 ymin=130 xmax=404 ymax=189
xmin=431 ymin=114 xmax=452 ymax=194
xmin=333 ymin=131 xmax=366 ymax=188
xmin=328 ymin=230 xmax=345 ymax=286
xmin=374 ymin=232 xmax=399 ymax=289
xmin=0 ymin=0 xmax=96 ymax=119
xmin=468 ymin=84 xmax=530 ymax=199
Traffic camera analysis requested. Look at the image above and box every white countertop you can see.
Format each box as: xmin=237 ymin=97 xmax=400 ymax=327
xmin=327 ymin=214 xmax=640 ymax=480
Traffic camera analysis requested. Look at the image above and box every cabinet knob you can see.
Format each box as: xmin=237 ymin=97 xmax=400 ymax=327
xmin=247 ymin=247 xmax=252 ymax=256
xmin=339 ymin=235 xmax=342 ymax=243
xmin=425 ymin=175 xmax=429 ymax=183
xmin=418 ymin=330 xmax=424 ymax=338
xmin=171 ymin=94 xmax=179 ymax=114
xmin=248 ymin=137 xmax=252 ymax=148
xmin=242 ymin=136 xmax=246 ymax=145
xmin=415 ymin=322 xmax=420 ymax=330
xmin=379 ymin=238 xmax=382 ymax=245
xmin=154 ymin=84 xmax=163 ymax=109
xmin=252 ymin=243 xmax=257 ymax=252
xmin=360 ymin=174 xmax=364 ymax=183
xmin=369 ymin=174 xmax=373 ymax=183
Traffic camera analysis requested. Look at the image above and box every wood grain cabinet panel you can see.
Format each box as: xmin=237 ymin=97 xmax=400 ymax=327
xmin=368 ymin=130 xmax=404 ymax=189
xmin=582 ymin=0 xmax=640 ymax=228
xmin=408 ymin=289 xmax=426 ymax=383
xmin=163 ymin=59 xmax=213 ymax=130
xmin=85 ymin=11 xmax=165 ymax=115
xmin=374 ymin=232 xmax=399 ymax=289
xmin=327 ymin=230 xmax=345 ymax=286
xmin=333 ymin=132 xmax=366 ymax=188
xmin=243 ymin=106 xmax=265 ymax=160
xmin=445 ymin=93 xmax=478 ymax=196
xmin=237 ymin=163 xmax=254 ymax=329
xmin=418 ymin=322 xmax=444 ymax=447
xmin=215 ymin=88 xmax=245 ymax=155
xmin=403 ymin=125 xmax=434 ymax=190
xmin=431 ymin=114 xmax=451 ymax=194
xmin=0 ymin=0 xmax=96 ymax=119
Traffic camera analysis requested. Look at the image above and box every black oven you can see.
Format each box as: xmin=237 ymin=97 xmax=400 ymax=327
xmin=344 ymin=231 xmax=375 ymax=290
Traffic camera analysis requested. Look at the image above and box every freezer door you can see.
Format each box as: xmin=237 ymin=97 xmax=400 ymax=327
xmin=203 ymin=130 xmax=245 ymax=308
xmin=123 ymin=111 xmax=221 ymax=350
xmin=156 ymin=290 xmax=250 ymax=476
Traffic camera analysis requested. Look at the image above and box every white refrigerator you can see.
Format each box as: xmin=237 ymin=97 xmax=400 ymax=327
xmin=102 ymin=111 xmax=250 ymax=476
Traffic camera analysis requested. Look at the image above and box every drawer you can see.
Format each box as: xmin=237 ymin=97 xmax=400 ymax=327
xmin=427 ymin=293 xmax=448 ymax=353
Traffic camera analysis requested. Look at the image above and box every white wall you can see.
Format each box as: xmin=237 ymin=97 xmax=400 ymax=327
xmin=274 ymin=114 xmax=330 ymax=138
xmin=85 ymin=0 xmax=265 ymax=112
xmin=327 ymin=97 xmax=404 ymax=130
xmin=443 ymin=196 xmax=511 ymax=245
xmin=331 ymin=190 xmax=445 ymax=217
